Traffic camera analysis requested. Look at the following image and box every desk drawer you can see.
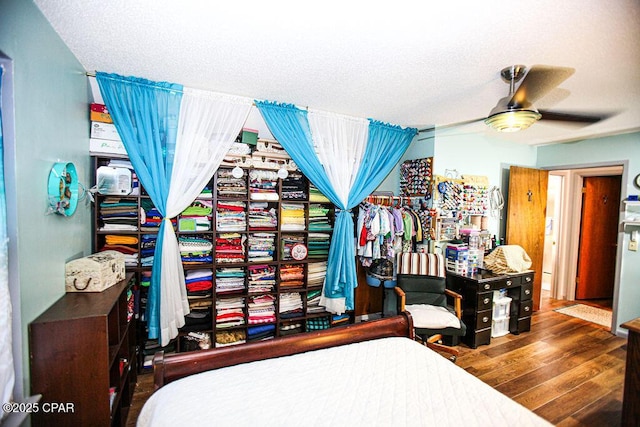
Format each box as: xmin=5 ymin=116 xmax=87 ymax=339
xmin=521 ymin=282 xmax=533 ymax=301
xmin=519 ymin=300 xmax=533 ymax=317
xmin=475 ymin=309 xmax=493 ymax=330
xmin=477 ymin=292 xmax=493 ymax=311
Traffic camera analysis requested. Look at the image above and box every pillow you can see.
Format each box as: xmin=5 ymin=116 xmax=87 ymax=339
xmin=405 ymin=304 xmax=461 ymax=329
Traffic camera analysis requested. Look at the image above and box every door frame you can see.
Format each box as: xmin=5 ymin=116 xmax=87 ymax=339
xmin=545 ymin=162 xmax=627 ymax=332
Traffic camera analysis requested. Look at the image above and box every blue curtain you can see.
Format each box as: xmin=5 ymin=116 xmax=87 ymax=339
xmin=96 ymin=72 xmax=183 ymax=341
xmin=256 ymin=101 xmax=416 ymax=312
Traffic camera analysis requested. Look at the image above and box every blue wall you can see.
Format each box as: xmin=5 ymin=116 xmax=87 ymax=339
xmin=537 ymin=131 xmax=640 ymax=334
xmin=0 ymin=0 xmax=91 ymax=397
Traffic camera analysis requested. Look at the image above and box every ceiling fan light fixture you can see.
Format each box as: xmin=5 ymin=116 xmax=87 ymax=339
xmin=484 ymin=109 xmax=542 ymax=132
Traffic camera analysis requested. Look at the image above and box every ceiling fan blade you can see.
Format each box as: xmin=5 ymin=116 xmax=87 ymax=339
xmin=538 ymin=109 xmax=611 ymax=125
xmin=509 ymin=65 xmax=575 ymax=109
xmin=418 ymin=117 xmax=485 ymax=133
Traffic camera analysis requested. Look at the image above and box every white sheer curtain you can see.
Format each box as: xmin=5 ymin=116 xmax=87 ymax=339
xmin=306 ymin=110 xmax=369 ymax=313
xmin=159 ymin=88 xmax=252 ymax=345
xmin=306 ymin=110 xmax=369 ymax=206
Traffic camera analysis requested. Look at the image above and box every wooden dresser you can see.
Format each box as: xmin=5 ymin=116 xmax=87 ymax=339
xmin=446 ymin=270 xmax=534 ymax=348
xmin=621 ymin=317 xmax=640 ymax=427
xmin=29 ymin=273 xmax=136 ymax=426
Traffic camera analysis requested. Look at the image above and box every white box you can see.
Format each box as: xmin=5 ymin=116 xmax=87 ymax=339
xmin=90 ymin=138 xmax=128 ymax=156
xmin=491 ymin=316 xmax=510 ymax=338
xmin=90 ymin=122 xmax=122 ymax=141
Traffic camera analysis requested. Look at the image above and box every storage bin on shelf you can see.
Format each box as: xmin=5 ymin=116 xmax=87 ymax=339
xmin=445 ymin=244 xmax=468 ymax=275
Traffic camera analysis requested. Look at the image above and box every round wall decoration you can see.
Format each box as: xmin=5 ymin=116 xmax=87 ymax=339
xmin=48 ymin=162 xmax=79 ymax=216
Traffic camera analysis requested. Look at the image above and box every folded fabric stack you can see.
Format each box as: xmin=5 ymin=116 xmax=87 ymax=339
xmin=216 ymin=201 xmax=246 ymax=232
xmin=281 ymin=172 xmax=307 ymax=200
xmin=140 ymin=270 xmax=152 ymax=288
xmin=215 ymin=233 xmax=245 ymax=263
xmin=247 ymin=233 xmax=276 ymax=262
xmin=215 ymin=330 xmax=246 ymax=347
xmin=199 ymin=186 xmax=213 ymax=199
xmin=247 ymin=264 xmax=276 ymax=293
xmin=309 ymin=184 xmax=330 ymax=203
xmin=307 ymin=261 xmax=327 ymax=288
xmin=181 ymin=309 xmax=212 ymax=333
xmin=280 ymin=322 xmax=303 ymax=336
xmin=247 ymin=324 xmax=275 ymax=342
xmin=306 ymin=289 xmax=325 ymax=314
xmin=249 ymin=170 xmax=279 ymax=201
xmin=179 ymin=236 xmax=213 ymax=265
xmin=247 ymin=294 xmax=276 ymax=325
xmin=279 ymin=264 xmax=304 ymax=289
xmin=140 ymin=234 xmax=157 ymax=267
xmin=185 ymin=269 xmax=213 ymax=297
xmin=101 ymin=234 xmax=138 ymax=267
xmin=280 ymin=203 xmax=305 ymax=231
xmin=306 ymin=316 xmax=331 ymax=331
xmin=215 ymin=267 xmax=246 ymax=294
xmin=281 ymin=234 xmax=305 ymax=261
xmin=179 ymin=199 xmax=213 ymax=232
xmin=217 ymin=168 xmax=247 ymax=198
xmin=215 ymin=296 xmax=245 ymax=329
xmin=141 ymin=199 xmax=161 ymax=231
xmin=180 ymin=331 xmax=212 ymax=351
xmin=248 ymin=202 xmax=278 ymax=230
xmin=99 ymin=197 xmax=138 ymax=231
xmin=307 ymin=233 xmax=331 ymax=259
xmin=308 ymin=204 xmax=333 ymax=232
xmin=332 ymin=314 xmax=351 ymax=326
xmin=279 ymin=292 xmax=303 ymax=319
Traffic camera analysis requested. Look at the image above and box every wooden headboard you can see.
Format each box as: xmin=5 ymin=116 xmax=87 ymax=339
xmin=153 ymin=312 xmax=414 ymax=389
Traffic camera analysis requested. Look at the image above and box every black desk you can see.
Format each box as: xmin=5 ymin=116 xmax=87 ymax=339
xmin=446 ymin=270 xmax=534 ymax=348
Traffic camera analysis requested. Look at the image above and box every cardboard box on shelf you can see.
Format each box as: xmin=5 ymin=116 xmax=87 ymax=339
xmin=90 ymin=122 xmax=122 ymax=141
xmin=90 ymin=103 xmax=109 ymax=113
xmin=90 ymin=138 xmax=127 ymax=156
xmin=90 ymin=111 xmax=113 ymax=123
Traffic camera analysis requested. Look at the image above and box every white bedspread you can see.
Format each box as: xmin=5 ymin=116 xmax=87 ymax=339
xmin=137 ymin=337 xmax=551 ymax=426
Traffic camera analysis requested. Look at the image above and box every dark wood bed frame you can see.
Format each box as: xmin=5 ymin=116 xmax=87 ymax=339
xmin=153 ymin=312 xmax=414 ymax=389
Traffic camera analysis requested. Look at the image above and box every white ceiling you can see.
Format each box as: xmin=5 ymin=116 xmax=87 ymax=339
xmin=34 ymin=0 xmax=640 ymax=146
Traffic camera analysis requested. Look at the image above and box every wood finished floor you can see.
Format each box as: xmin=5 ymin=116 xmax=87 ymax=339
xmin=126 ymin=294 xmax=627 ymax=426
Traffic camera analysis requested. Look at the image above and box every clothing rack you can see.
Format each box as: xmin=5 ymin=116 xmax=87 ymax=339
xmin=366 ymin=192 xmax=412 ymax=207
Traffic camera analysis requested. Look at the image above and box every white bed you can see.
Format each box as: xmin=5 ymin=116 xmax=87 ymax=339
xmin=139 ymin=316 xmax=550 ymax=426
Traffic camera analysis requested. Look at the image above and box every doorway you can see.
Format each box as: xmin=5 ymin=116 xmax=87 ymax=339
xmin=541 ymin=166 xmax=624 ymax=325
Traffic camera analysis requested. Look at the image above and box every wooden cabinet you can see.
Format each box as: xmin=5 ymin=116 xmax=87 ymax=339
xmin=29 ymin=273 xmax=136 ymax=427
xmin=446 ymin=270 xmax=534 ymax=348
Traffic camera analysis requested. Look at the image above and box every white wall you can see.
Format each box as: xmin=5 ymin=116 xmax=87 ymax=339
xmin=0 ymin=0 xmax=92 ymax=397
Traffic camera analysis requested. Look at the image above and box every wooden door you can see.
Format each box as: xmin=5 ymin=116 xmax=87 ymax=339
xmin=506 ymin=166 xmax=548 ymax=311
xmin=576 ymin=176 xmax=621 ymax=299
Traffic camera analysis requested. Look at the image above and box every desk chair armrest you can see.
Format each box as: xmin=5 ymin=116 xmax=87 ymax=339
xmin=394 ymin=286 xmax=406 ymax=312
xmin=444 ymin=288 xmax=463 ymax=319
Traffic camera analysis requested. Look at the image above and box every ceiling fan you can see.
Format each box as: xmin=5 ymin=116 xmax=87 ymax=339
xmin=421 ymin=65 xmax=609 ymax=133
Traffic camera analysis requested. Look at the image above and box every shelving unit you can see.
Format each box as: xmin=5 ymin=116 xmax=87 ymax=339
xmin=623 ymin=200 xmax=640 ymax=228
xmin=29 ymin=273 xmax=136 ymax=427
xmin=91 ymin=154 xmax=345 ymax=362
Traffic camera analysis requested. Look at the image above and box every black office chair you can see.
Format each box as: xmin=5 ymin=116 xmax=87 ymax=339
xmin=394 ymin=254 xmax=466 ymax=362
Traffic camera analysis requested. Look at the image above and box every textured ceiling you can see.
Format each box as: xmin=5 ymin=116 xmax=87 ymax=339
xmin=34 ymin=0 xmax=640 ymax=146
